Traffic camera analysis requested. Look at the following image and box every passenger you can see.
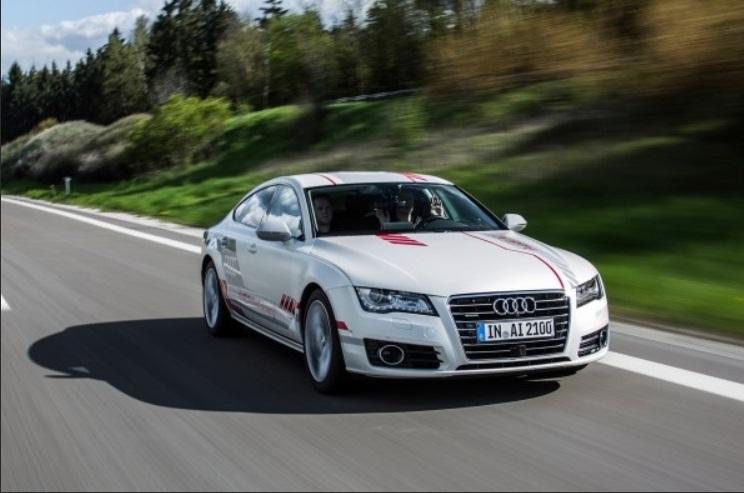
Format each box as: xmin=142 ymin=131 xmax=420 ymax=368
xmin=312 ymin=194 xmax=334 ymax=234
xmin=394 ymin=189 xmax=416 ymax=223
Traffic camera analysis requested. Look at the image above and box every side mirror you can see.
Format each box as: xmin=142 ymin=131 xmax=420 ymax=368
xmin=257 ymin=219 xmax=292 ymax=242
xmin=503 ymin=213 xmax=527 ymax=232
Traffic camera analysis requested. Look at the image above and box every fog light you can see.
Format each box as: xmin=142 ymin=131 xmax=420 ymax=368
xmin=599 ymin=327 xmax=609 ymax=347
xmin=378 ymin=345 xmax=405 ymax=366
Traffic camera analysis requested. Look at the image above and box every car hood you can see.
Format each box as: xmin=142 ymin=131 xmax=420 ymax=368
xmin=310 ymin=231 xmax=596 ymax=297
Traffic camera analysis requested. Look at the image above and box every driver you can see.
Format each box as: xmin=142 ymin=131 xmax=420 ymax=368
xmin=312 ymin=194 xmax=333 ymax=234
xmin=374 ymin=188 xmax=444 ymax=227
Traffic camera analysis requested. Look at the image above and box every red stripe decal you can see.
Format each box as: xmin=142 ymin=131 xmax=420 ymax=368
xmin=317 ymin=174 xmax=337 ymax=185
xmin=280 ymin=295 xmax=287 ymax=311
xmin=377 ymin=233 xmax=427 ymax=246
xmin=463 ymin=232 xmax=564 ymax=289
xmin=290 ymin=299 xmax=297 ymax=313
xmin=400 ymin=172 xmax=427 ymax=182
xmin=336 ymin=321 xmax=349 ymax=331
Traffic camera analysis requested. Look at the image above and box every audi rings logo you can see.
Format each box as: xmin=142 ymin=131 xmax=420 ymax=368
xmin=493 ymin=296 xmax=537 ymax=316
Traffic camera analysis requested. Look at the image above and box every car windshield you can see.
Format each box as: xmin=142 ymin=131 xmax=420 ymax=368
xmin=308 ymin=183 xmax=505 ymax=236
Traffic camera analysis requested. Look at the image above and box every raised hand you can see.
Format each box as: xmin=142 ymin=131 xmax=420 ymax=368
xmin=430 ymin=196 xmax=444 ymax=217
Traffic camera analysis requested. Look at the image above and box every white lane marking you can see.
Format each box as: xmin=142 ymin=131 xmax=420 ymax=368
xmin=5 ymin=196 xmax=204 ymax=238
xmin=601 ymin=352 xmax=744 ymax=403
xmin=1 ymin=197 xmax=200 ymax=255
xmin=4 ymin=196 xmax=743 ymax=403
xmin=1 ymin=294 xmax=9 ymax=311
xmin=612 ymin=321 xmax=744 ymax=362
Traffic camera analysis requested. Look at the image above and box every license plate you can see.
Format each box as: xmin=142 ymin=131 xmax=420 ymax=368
xmin=476 ymin=319 xmax=554 ymax=343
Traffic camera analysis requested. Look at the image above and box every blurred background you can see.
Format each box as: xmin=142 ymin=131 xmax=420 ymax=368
xmin=1 ymin=0 xmax=742 ymax=335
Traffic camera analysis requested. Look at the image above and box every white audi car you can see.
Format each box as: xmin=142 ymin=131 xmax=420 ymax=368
xmin=201 ymin=172 xmax=609 ymax=392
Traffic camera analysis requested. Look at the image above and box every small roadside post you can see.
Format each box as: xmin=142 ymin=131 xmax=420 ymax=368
xmin=64 ymin=177 xmax=71 ymax=196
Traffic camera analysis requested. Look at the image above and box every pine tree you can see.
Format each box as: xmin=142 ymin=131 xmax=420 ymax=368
xmin=131 ymin=15 xmax=150 ymax=74
xmin=101 ymin=28 xmax=148 ymax=122
xmin=1 ymin=63 xmax=26 ymax=142
xmin=74 ymin=49 xmax=104 ymax=122
xmin=146 ymin=0 xmax=236 ymax=101
xmin=332 ymin=9 xmax=368 ymax=97
xmin=257 ymin=0 xmax=288 ymax=27
xmin=364 ymin=0 xmax=426 ymax=92
xmin=147 ymin=0 xmax=187 ymax=102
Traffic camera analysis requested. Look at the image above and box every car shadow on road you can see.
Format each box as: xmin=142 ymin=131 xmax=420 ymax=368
xmin=28 ymin=318 xmax=560 ymax=414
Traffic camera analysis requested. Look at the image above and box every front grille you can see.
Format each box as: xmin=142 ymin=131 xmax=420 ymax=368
xmin=449 ymin=291 xmax=570 ymax=361
xmin=579 ymin=325 xmax=608 ymax=357
xmin=364 ymin=339 xmax=442 ymax=370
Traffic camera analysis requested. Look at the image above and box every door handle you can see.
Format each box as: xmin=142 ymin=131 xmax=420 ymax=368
xmin=248 ymin=243 xmax=257 ymax=254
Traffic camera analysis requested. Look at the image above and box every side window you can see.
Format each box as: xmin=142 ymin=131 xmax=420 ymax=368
xmin=233 ymin=186 xmax=276 ymax=228
xmin=265 ymin=185 xmax=303 ymax=238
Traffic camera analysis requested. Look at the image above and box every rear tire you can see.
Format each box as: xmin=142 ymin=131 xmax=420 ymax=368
xmin=202 ymin=261 xmax=237 ymax=337
xmin=303 ymin=290 xmax=347 ymax=394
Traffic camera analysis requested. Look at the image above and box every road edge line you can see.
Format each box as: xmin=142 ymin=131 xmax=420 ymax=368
xmin=1 ymin=197 xmax=201 ymax=255
xmin=601 ymin=352 xmax=744 ymax=403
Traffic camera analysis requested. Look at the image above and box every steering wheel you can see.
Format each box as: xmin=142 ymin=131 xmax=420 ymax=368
xmin=414 ymin=215 xmax=444 ymax=230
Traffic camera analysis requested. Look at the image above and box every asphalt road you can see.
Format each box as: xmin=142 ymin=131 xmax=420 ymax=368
xmin=1 ymin=197 xmax=743 ymax=491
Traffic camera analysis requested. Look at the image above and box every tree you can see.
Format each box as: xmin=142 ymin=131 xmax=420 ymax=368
xmin=257 ymin=0 xmax=288 ymax=27
xmin=268 ymin=10 xmax=338 ymax=105
xmin=1 ymin=63 xmax=27 ymax=142
xmin=214 ymin=22 xmax=268 ymax=108
xmin=146 ymin=0 xmax=236 ymax=101
xmin=364 ymin=0 xmax=426 ymax=92
xmin=147 ymin=0 xmax=188 ymax=102
xmin=74 ymin=48 xmax=104 ymax=122
xmin=131 ymin=15 xmax=150 ymax=74
xmin=100 ymin=28 xmax=148 ymax=122
xmin=188 ymin=0 xmax=239 ymax=97
xmin=332 ymin=9 xmax=368 ymax=97
xmin=59 ymin=61 xmax=75 ymax=121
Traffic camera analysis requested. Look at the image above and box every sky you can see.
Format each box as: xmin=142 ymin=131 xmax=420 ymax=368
xmin=1 ymin=0 xmax=368 ymax=74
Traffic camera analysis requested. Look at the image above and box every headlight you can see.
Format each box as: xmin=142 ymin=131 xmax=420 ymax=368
xmin=355 ymin=287 xmax=437 ymax=316
xmin=576 ymin=275 xmax=603 ymax=308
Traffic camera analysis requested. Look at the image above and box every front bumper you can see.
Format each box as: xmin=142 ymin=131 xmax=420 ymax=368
xmin=327 ymin=286 xmax=610 ymax=378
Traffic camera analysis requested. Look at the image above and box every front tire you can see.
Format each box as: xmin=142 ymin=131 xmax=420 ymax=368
xmin=303 ymin=290 xmax=347 ymax=394
xmin=202 ymin=261 xmax=236 ymax=337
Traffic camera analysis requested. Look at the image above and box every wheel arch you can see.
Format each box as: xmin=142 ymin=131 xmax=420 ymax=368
xmin=201 ymin=254 xmax=216 ymax=280
xmin=299 ymin=282 xmax=324 ymax=336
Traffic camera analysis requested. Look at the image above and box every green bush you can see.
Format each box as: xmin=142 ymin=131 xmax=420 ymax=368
xmin=130 ymin=94 xmax=231 ymax=171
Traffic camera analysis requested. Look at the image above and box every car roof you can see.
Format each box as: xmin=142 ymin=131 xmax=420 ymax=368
xmin=286 ymin=171 xmax=453 ymax=189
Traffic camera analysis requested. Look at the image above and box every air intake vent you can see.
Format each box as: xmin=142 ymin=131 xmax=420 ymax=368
xmin=579 ymin=326 xmax=609 ymax=357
